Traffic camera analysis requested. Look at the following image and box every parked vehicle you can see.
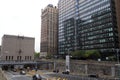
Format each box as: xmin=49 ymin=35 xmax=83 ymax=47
xmin=53 ymin=69 xmax=59 ymax=73
xmin=12 ymin=68 xmax=17 ymax=72
xmin=20 ymin=70 xmax=26 ymax=75
xmin=88 ymin=74 xmax=99 ymax=78
xmin=32 ymin=74 xmax=42 ymax=80
xmin=62 ymin=71 xmax=69 ymax=74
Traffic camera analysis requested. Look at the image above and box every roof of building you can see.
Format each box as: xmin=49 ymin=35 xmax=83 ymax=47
xmin=3 ymin=34 xmax=35 ymax=40
xmin=47 ymin=4 xmax=53 ymax=7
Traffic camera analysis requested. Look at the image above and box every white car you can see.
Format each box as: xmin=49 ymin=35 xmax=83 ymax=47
xmin=32 ymin=74 xmax=42 ymax=80
xmin=20 ymin=70 xmax=26 ymax=75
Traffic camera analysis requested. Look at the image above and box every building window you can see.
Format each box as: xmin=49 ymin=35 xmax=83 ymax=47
xmin=30 ymin=56 xmax=31 ymax=60
xmin=25 ymin=56 xmax=26 ymax=60
xmin=12 ymin=56 xmax=13 ymax=60
xmin=20 ymin=56 xmax=22 ymax=61
xmin=6 ymin=56 xmax=8 ymax=60
xmin=28 ymin=56 xmax=29 ymax=60
xmin=17 ymin=56 xmax=19 ymax=60
xmin=9 ymin=56 xmax=10 ymax=60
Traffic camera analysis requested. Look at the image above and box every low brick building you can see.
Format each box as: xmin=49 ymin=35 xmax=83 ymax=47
xmin=0 ymin=34 xmax=35 ymax=61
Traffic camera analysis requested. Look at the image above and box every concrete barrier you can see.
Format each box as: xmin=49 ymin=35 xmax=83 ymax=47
xmin=0 ymin=68 xmax=7 ymax=80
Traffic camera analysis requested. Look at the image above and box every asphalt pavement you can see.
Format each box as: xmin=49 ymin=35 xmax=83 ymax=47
xmin=10 ymin=75 xmax=31 ymax=80
xmin=4 ymin=70 xmax=52 ymax=80
xmin=4 ymin=71 xmax=32 ymax=80
xmin=4 ymin=70 xmax=106 ymax=80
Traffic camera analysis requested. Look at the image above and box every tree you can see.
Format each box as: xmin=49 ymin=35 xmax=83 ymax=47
xmin=85 ymin=50 xmax=101 ymax=60
xmin=71 ymin=50 xmax=86 ymax=59
xmin=46 ymin=53 xmax=52 ymax=59
xmin=71 ymin=50 xmax=101 ymax=60
xmin=34 ymin=52 xmax=40 ymax=59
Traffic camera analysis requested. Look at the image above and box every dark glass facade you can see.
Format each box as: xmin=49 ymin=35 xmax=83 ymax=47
xmin=64 ymin=18 xmax=75 ymax=54
xmin=58 ymin=0 xmax=119 ymax=55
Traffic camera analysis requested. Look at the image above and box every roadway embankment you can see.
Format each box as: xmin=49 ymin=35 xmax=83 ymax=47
xmin=0 ymin=68 xmax=7 ymax=80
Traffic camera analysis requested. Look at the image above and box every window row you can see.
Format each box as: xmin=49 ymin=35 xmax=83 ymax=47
xmin=5 ymin=56 xmax=32 ymax=60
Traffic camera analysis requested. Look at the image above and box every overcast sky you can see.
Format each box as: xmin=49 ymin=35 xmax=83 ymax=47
xmin=0 ymin=0 xmax=58 ymax=52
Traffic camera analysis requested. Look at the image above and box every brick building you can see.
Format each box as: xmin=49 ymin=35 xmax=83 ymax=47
xmin=40 ymin=4 xmax=58 ymax=57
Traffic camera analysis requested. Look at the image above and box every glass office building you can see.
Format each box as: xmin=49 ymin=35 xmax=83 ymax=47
xmin=58 ymin=0 xmax=120 ymax=55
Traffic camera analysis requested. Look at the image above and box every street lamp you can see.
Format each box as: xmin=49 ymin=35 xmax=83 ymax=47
xmin=116 ymin=49 xmax=119 ymax=64
xmin=113 ymin=48 xmax=120 ymax=79
xmin=53 ymin=55 xmax=59 ymax=73
xmin=65 ymin=49 xmax=72 ymax=73
xmin=53 ymin=55 xmax=57 ymax=70
xmin=112 ymin=48 xmax=120 ymax=64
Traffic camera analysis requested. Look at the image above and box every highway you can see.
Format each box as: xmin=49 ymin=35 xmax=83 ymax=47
xmin=10 ymin=75 xmax=31 ymax=80
xmin=4 ymin=70 xmax=105 ymax=80
xmin=4 ymin=71 xmax=32 ymax=80
xmin=4 ymin=70 xmax=53 ymax=80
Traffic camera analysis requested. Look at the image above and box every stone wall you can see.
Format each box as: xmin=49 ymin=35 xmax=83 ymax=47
xmin=37 ymin=60 xmax=120 ymax=79
xmin=40 ymin=60 xmax=119 ymax=79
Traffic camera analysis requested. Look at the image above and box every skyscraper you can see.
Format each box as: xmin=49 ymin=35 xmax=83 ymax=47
xmin=40 ymin=4 xmax=58 ymax=57
xmin=58 ymin=0 xmax=120 ymax=56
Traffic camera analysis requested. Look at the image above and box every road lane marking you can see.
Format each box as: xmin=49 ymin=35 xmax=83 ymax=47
xmin=46 ymin=77 xmax=68 ymax=80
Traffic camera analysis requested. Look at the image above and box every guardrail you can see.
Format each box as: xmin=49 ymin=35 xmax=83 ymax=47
xmin=0 ymin=60 xmax=53 ymax=65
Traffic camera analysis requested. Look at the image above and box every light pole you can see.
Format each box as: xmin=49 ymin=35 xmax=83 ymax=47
xmin=35 ymin=61 xmax=37 ymax=72
xmin=113 ymin=48 xmax=120 ymax=79
xmin=53 ymin=55 xmax=59 ymax=73
xmin=116 ymin=49 xmax=120 ymax=79
xmin=65 ymin=49 xmax=71 ymax=73
xmin=116 ymin=49 xmax=119 ymax=64
xmin=112 ymin=48 xmax=120 ymax=64
xmin=53 ymin=55 xmax=57 ymax=71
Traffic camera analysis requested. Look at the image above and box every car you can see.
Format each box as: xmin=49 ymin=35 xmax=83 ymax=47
xmin=12 ymin=68 xmax=17 ymax=72
xmin=32 ymin=74 xmax=42 ymax=80
xmin=20 ymin=70 xmax=26 ymax=75
xmin=62 ymin=71 xmax=69 ymax=74
xmin=88 ymin=74 xmax=99 ymax=78
xmin=53 ymin=69 xmax=59 ymax=73
xmin=62 ymin=69 xmax=70 ymax=74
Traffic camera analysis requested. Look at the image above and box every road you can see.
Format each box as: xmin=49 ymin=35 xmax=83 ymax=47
xmin=4 ymin=70 xmax=105 ymax=80
xmin=4 ymin=70 xmax=53 ymax=80
xmin=4 ymin=71 xmax=32 ymax=80
xmin=10 ymin=75 xmax=31 ymax=80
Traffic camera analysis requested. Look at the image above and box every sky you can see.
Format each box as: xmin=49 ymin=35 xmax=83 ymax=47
xmin=0 ymin=0 xmax=58 ymax=52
